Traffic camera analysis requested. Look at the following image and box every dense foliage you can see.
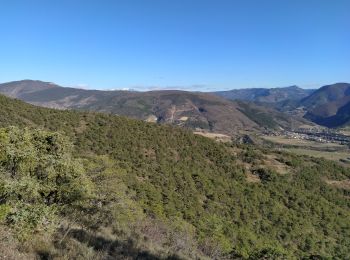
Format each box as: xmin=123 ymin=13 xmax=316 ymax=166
xmin=0 ymin=127 xmax=91 ymax=240
xmin=0 ymin=94 xmax=349 ymax=259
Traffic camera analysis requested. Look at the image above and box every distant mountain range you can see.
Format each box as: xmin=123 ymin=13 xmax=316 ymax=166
xmin=213 ymin=86 xmax=315 ymax=103
xmin=215 ymin=83 xmax=350 ymax=128
xmin=2 ymin=80 xmax=350 ymax=130
xmin=0 ymin=80 xmax=309 ymax=134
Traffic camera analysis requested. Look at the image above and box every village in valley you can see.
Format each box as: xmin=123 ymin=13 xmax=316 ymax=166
xmin=261 ymin=127 xmax=350 ymax=165
xmin=266 ymin=128 xmax=350 ymax=146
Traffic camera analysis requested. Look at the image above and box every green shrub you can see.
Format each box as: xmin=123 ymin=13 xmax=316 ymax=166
xmin=0 ymin=127 xmax=93 ymax=238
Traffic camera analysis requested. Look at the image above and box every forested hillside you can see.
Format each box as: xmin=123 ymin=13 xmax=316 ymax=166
xmin=0 ymin=94 xmax=349 ymax=259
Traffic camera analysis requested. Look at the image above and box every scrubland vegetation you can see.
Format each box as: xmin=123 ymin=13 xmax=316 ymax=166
xmin=0 ymin=95 xmax=349 ymax=259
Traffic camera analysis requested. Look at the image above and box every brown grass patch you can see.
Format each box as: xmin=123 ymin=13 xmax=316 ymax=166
xmin=263 ymin=154 xmax=290 ymax=175
xmin=324 ymin=179 xmax=350 ymax=190
xmin=0 ymin=225 xmax=35 ymax=260
xmin=75 ymin=120 xmax=88 ymax=134
xmin=193 ymin=131 xmax=231 ymax=142
xmin=246 ymin=172 xmax=261 ymax=183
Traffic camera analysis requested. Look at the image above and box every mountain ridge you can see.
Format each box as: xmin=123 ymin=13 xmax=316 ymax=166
xmin=214 ymin=82 xmax=350 ymax=128
xmin=213 ymin=85 xmax=315 ymax=103
xmin=301 ymin=83 xmax=350 ymax=127
xmin=0 ymin=80 xmax=309 ymax=134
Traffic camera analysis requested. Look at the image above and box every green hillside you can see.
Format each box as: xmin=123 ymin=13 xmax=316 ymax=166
xmin=0 ymin=94 xmax=349 ymax=259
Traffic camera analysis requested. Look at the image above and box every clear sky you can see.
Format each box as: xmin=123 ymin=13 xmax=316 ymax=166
xmin=0 ymin=0 xmax=349 ymax=91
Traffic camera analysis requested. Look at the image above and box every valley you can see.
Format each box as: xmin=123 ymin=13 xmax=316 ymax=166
xmin=2 ymin=1 xmax=349 ymax=259
xmin=262 ymin=134 xmax=350 ymax=164
xmin=0 ymin=80 xmax=350 ymax=259
xmin=259 ymin=126 xmax=350 ymax=164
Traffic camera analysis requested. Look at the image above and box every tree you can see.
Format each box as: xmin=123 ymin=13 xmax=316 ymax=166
xmin=0 ymin=126 xmax=92 ymax=238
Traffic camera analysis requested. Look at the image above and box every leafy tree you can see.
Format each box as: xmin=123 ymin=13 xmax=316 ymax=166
xmin=0 ymin=127 xmax=92 ymax=239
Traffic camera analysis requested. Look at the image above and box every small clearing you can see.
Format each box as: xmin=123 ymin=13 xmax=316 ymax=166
xmin=324 ymin=179 xmax=350 ymax=190
xmin=193 ymin=131 xmax=231 ymax=142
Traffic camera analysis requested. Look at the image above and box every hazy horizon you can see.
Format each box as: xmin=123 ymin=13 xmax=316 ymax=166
xmin=0 ymin=78 xmax=334 ymax=92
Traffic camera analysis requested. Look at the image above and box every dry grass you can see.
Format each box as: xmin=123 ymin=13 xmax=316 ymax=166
xmin=324 ymin=179 xmax=350 ymax=190
xmin=262 ymin=135 xmax=350 ymax=165
xmin=246 ymin=172 xmax=261 ymax=183
xmin=285 ymin=148 xmax=350 ymax=163
xmin=0 ymin=226 xmax=35 ymax=260
xmin=263 ymin=154 xmax=290 ymax=175
xmin=75 ymin=120 xmax=88 ymax=134
xmin=193 ymin=131 xmax=231 ymax=142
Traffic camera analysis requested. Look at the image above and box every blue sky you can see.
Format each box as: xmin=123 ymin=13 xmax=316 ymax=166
xmin=0 ymin=0 xmax=349 ymax=91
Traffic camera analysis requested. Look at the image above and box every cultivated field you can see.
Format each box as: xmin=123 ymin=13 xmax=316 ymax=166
xmin=262 ymin=135 xmax=350 ymax=164
xmin=284 ymin=148 xmax=350 ymax=162
xmin=262 ymin=135 xmax=345 ymax=149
